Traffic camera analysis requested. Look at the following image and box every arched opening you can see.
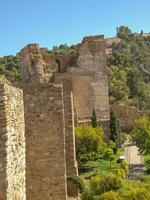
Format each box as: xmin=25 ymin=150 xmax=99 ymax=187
xmin=55 ymin=60 xmax=61 ymax=73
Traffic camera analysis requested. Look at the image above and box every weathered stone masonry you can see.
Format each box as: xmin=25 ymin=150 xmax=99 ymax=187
xmin=0 ymin=76 xmax=26 ymax=200
xmin=0 ymin=35 xmax=110 ymax=200
xmin=22 ymin=83 xmax=67 ymax=200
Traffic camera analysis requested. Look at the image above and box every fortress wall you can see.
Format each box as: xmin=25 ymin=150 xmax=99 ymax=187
xmin=62 ymin=79 xmax=78 ymax=197
xmin=23 ymin=83 xmax=67 ymax=200
xmin=62 ymin=37 xmax=110 ymax=124
xmin=0 ymin=79 xmax=26 ymax=200
xmin=18 ymin=35 xmax=110 ymax=199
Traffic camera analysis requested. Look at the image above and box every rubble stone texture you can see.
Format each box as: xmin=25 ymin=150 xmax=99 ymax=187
xmin=0 ymin=76 xmax=26 ymax=200
xmin=0 ymin=35 xmax=110 ymax=200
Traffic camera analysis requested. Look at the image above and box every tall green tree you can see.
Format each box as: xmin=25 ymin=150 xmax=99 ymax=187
xmin=91 ymin=107 xmax=98 ymax=128
xmin=110 ymin=110 xmax=118 ymax=142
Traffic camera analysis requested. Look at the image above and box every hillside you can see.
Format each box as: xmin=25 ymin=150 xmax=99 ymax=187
xmin=107 ymin=26 xmax=150 ymax=109
xmin=0 ymin=26 xmax=150 ymax=109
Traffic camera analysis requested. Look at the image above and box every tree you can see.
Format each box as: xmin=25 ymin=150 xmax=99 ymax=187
xmin=117 ymin=26 xmax=132 ymax=40
xmin=110 ymin=110 xmax=118 ymax=142
xmin=103 ymin=149 xmax=115 ymax=169
xmin=131 ymin=117 xmax=150 ymax=155
xmin=108 ymin=66 xmax=130 ymax=104
xmin=108 ymin=25 xmax=150 ymax=109
xmin=75 ymin=125 xmax=105 ymax=158
xmin=91 ymin=107 xmax=98 ymax=128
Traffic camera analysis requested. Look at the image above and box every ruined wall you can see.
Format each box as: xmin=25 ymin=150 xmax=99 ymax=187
xmin=112 ymin=105 xmax=150 ymax=132
xmin=21 ymin=44 xmax=54 ymax=84
xmin=42 ymin=54 xmax=73 ymax=73
xmin=0 ymin=76 xmax=26 ymax=200
xmin=55 ymin=36 xmax=110 ymax=122
xmin=19 ymin=35 xmax=110 ymax=199
xmin=21 ymin=36 xmax=110 ymax=126
xmin=54 ymin=36 xmax=110 ymax=138
xmin=22 ymin=83 xmax=67 ymax=200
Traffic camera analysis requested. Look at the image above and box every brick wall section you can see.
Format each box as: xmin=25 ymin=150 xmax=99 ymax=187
xmin=0 ymin=78 xmax=26 ymax=200
xmin=112 ymin=105 xmax=150 ymax=132
xmin=22 ymin=83 xmax=67 ymax=200
xmin=19 ymin=35 xmax=111 ymax=199
xmin=55 ymin=36 xmax=110 ymax=122
xmin=63 ymin=86 xmax=78 ymax=197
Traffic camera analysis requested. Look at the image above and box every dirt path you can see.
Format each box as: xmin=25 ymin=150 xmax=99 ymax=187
xmin=124 ymin=144 xmax=144 ymax=165
xmin=124 ymin=144 xmax=145 ymax=179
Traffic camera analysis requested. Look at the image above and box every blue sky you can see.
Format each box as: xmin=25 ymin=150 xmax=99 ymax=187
xmin=0 ymin=0 xmax=150 ymax=56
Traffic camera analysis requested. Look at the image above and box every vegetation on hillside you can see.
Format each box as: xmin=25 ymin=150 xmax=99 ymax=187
xmin=108 ymin=26 xmax=150 ymax=109
xmin=131 ymin=116 xmax=150 ymax=155
xmin=0 ymin=54 xmax=21 ymax=82
xmin=73 ymin=115 xmax=150 ymax=199
xmin=48 ymin=44 xmax=76 ymax=55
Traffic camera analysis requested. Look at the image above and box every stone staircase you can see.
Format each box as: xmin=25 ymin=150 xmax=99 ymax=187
xmin=128 ymin=164 xmax=145 ymax=179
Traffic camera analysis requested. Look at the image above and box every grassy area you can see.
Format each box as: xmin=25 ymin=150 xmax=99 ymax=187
xmin=79 ymin=149 xmax=123 ymax=180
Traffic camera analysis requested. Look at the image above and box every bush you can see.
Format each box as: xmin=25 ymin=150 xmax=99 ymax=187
xmin=67 ymin=176 xmax=84 ymax=192
xmin=75 ymin=125 xmax=106 ymax=162
xmin=120 ymin=188 xmax=150 ymax=200
xmin=111 ymin=168 xmax=126 ymax=179
xmin=81 ymin=190 xmax=95 ymax=200
xmin=131 ymin=117 xmax=150 ymax=155
xmin=90 ymin=173 xmax=123 ymax=195
xmin=144 ymin=156 xmax=150 ymax=172
xmin=103 ymin=149 xmax=115 ymax=169
xmin=140 ymin=175 xmax=150 ymax=183
xmin=98 ymin=191 xmax=122 ymax=200
xmin=120 ymin=160 xmax=128 ymax=176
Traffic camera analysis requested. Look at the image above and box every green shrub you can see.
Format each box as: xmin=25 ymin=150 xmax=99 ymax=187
xmin=111 ymin=168 xmax=126 ymax=179
xmin=67 ymin=176 xmax=84 ymax=192
xmin=90 ymin=173 xmax=123 ymax=195
xmin=98 ymin=191 xmax=122 ymax=200
xmin=140 ymin=175 xmax=150 ymax=183
xmin=75 ymin=125 xmax=106 ymax=162
xmin=131 ymin=117 xmax=150 ymax=155
xmin=144 ymin=156 xmax=150 ymax=172
xmin=120 ymin=188 xmax=150 ymax=200
xmin=120 ymin=160 xmax=128 ymax=176
xmin=81 ymin=190 xmax=95 ymax=200
xmin=103 ymin=149 xmax=115 ymax=169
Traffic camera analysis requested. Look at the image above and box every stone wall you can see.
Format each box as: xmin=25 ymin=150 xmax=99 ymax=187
xmin=112 ymin=105 xmax=150 ymax=132
xmin=21 ymin=35 xmax=110 ymax=126
xmin=22 ymin=83 xmax=67 ymax=200
xmin=63 ymin=88 xmax=78 ymax=197
xmin=18 ymin=35 xmax=110 ymax=199
xmin=54 ymin=36 xmax=110 ymax=123
xmin=0 ymin=76 xmax=26 ymax=200
xmin=55 ymin=36 xmax=110 ymax=138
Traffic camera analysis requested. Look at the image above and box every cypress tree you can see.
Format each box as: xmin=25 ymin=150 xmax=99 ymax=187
xmin=91 ymin=107 xmax=98 ymax=128
xmin=110 ymin=110 xmax=118 ymax=142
